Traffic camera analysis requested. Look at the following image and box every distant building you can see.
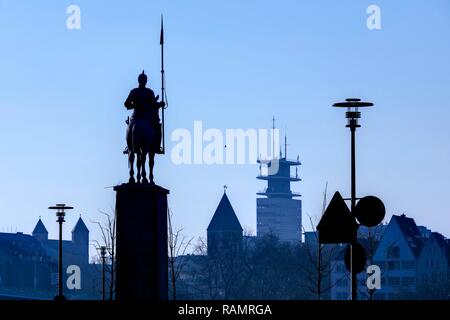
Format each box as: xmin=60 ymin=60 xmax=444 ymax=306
xmin=207 ymin=191 xmax=243 ymax=257
xmin=327 ymin=225 xmax=386 ymax=300
xmin=257 ymin=136 xmax=302 ymax=243
xmin=173 ymin=190 xmax=244 ymax=300
xmin=373 ymin=214 xmax=426 ymax=299
xmin=0 ymin=217 xmax=99 ymax=299
xmin=32 ymin=217 xmax=90 ymax=268
xmin=330 ymin=214 xmax=450 ymax=300
xmin=330 ymin=247 xmax=368 ymax=300
xmin=0 ymin=231 xmax=54 ymax=296
xmin=416 ymin=232 xmax=450 ymax=298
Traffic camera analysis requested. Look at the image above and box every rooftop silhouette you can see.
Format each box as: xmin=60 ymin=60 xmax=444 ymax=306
xmin=207 ymin=192 xmax=243 ymax=232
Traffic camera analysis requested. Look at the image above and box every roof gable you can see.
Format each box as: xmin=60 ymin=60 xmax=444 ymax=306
xmin=392 ymin=214 xmax=423 ymax=257
xmin=374 ymin=214 xmax=423 ymax=260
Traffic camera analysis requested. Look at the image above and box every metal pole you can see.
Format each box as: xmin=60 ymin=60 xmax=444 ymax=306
xmin=102 ymin=258 xmax=105 ymax=300
xmin=49 ymin=204 xmax=72 ymax=301
xmin=58 ymin=217 xmax=63 ymax=298
xmin=333 ymin=98 xmax=373 ymax=301
xmin=102 ymin=251 xmax=106 ymax=301
xmin=350 ymin=123 xmax=357 ymax=301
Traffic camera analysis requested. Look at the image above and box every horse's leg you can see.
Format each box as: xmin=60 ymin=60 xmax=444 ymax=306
xmin=141 ymin=152 xmax=148 ymax=184
xmin=149 ymin=152 xmax=155 ymax=185
xmin=136 ymin=151 xmax=142 ymax=183
xmin=128 ymin=152 xmax=135 ymax=184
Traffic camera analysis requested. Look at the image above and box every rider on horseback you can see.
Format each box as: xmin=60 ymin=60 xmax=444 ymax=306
xmin=124 ymin=71 xmax=165 ymax=154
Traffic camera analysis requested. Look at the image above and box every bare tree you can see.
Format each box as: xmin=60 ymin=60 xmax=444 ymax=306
xmin=188 ymin=232 xmax=309 ymax=300
xmin=91 ymin=210 xmax=116 ymax=300
xmin=303 ymin=215 xmax=337 ymax=300
xmin=192 ymin=238 xmax=222 ymax=299
xmin=302 ymin=182 xmax=338 ymax=300
xmin=167 ymin=207 xmax=193 ymax=300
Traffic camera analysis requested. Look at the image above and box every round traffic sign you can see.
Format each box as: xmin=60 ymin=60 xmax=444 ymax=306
xmin=344 ymin=243 xmax=367 ymax=274
xmin=355 ymin=196 xmax=385 ymax=227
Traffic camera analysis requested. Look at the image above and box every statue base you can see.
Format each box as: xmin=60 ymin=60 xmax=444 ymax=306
xmin=114 ymin=183 xmax=169 ymax=301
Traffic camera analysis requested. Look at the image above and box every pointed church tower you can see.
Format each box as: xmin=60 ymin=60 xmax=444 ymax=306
xmin=32 ymin=218 xmax=48 ymax=241
xmin=207 ymin=189 xmax=243 ymax=257
xmin=72 ymin=217 xmax=89 ymax=264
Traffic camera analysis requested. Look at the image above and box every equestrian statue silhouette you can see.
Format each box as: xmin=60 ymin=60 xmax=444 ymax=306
xmin=124 ymin=71 xmax=165 ymax=184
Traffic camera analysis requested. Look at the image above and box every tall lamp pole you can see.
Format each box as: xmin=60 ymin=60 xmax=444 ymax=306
xmin=100 ymin=246 xmax=107 ymax=301
xmin=49 ymin=204 xmax=73 ymax=301
xmin=333 ymin=98 xmax=373 ymax=300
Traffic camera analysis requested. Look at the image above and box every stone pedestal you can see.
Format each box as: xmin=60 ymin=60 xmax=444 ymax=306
xmin=114 ymin=183 xmax=169 ymax=301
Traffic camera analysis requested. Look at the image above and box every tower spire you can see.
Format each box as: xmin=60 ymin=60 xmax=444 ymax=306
xmin=285 ymin=134 xmax=287 ymax=159
xmin=272 ymin=116 xmax=275 ymax=159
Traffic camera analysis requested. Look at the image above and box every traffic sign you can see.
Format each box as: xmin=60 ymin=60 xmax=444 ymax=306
xmin=317 ymin=191 xmax=358 ymax=244
xmin=344 ymin=243 xmax=367 ymax=274
xmin=355 ymin=196 xmax=385 ymax=227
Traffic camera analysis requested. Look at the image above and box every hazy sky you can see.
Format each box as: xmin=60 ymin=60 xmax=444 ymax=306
xmin=0 ymin=0 xmax=449 ymax=258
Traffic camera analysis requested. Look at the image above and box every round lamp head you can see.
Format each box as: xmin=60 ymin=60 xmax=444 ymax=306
xmin=48 ymin=204 xmax=74 ymax=217
xmin=333 ymin=100 xmax=374 ymax=108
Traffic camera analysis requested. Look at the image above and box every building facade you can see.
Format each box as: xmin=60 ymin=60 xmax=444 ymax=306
xmin=0 ymin=217 xmax=100 ymax=299
xmin=330 ymin=214 xmax=450 ymax=300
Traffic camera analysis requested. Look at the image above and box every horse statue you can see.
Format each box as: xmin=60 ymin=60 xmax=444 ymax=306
xmin=124 ymin=71 xmax=164 ymax=184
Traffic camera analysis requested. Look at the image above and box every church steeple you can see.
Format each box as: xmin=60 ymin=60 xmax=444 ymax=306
xmin=207 ymin=192 xmax=243 ymax=233
xmin=207 ymin=190 xmax=243 ymax=257
xmin=72 ymin=216 xmax=89 ymax=235
xmin=72 ymin=217 xmax=89 ymax=264
xmin=32 ymin=218 xmax=48 ymax=241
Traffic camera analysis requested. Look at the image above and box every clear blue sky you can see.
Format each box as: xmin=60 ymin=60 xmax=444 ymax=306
xmin=0 ymin=0 xmax=449 ymax=258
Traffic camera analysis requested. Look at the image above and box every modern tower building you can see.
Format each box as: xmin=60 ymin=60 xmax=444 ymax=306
xmin=257 ymin=135 xmax=302 ymax=243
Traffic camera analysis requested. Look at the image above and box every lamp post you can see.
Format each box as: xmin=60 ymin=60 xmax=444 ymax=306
xmin=333 ymin=98 xmax=373 ymax=300
xmin=100 ymin=246 xmax=107 ymax=301
xmin=49 ymin=204 xmax=73 ymax=301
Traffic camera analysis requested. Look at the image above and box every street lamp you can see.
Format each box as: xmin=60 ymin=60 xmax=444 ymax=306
xmin=49 ymin=204 xmax=73 ymax=301
xmin=100 ymin=246 xmax=107 ymax=301
xmin=333 ymin=98 xmax=373 ymax=301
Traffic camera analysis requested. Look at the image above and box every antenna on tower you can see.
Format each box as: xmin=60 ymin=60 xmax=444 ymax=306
xmin=285 ymin=134 xmax=287 ymax=159
xmin=281 ymin=126 xmax=290 ymax=159
xmin=272 ymin=116 xmax=275 ymax=159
